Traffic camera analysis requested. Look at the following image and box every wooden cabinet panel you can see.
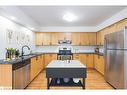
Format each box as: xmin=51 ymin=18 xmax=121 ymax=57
xmin=88 ymin=33 xmax=97 ymax=45
xmin=30 ymin=55 xmax=44 ymax=81
xmin=42 ymin=33 xmax=51 ymax=45
xmin=80 ymin=33 xmax=89 ymax=45
xmin=97 ymin=31 xmax=101 ymax=45
xmin=57 ymin=33 xmax=65 ymax=41
xmin=72 ymin=33 xmax=81 ymax=45
xmin=30 ymin=57 xmax=37 ymax=81
xmin=64 ymin=32 xmax=72 ymax=40
xmin=116 ymin=19 xmax=127 ymax=31
xmin=86 ymin=54 xmax=94 ymax=68
xmin=94 ymin=55 xmax=104 ymax=75
xmin=35 ymin=32 xmax=43 ymax=46
xmin=0 ymin=64 xmax=12 ymax=89
xmin=51 ymin=33 xmax=58 ymax=45
xmin=44 ymin=54 xmax=57 ymax=67
xmin=99 ymin=56 xmax=104 ymax=75
xmin=73 ymin=54 xmax=94 ymax=68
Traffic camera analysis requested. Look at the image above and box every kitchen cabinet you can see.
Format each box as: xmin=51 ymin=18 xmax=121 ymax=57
xmin=30 ymin=55 xmax=44 ymax=81
xmin=42 ymin=33 xmax=52 ymax=45
xmin=44 ymin=54 xmax=57 ymax=67
xmin=72 ymin=33 xmax=81 ymax=45
xmin=35 ymin=32 xmax=97 ymax=46
xmin=51 ymin=33 xmax=59 ymax=45
xmin=35 ymin=32 xmax=43 ymax=46
xmin=30 ymin=57 xmax=37 ymax=81
xmin=97 ymin=19 xmax=127 ymax=46
xmin=116 ymin=19 xmax=127 ymax=31
xmin=64 ymin=32 xmax=72 ymax=40
xmin=97 ymin=31 xmax=101 ymax=45
xmin=94 ymin=54 xmax=104 ymax=75
xmin=73 ymin=54 xmax=94 ymax=68
xmin=80 ymin=33 xmax=89 ymax=45
xmin=88 ymin=33 xmax=97 ymax=45
xmin=86 ymin=54 xmax=94 ymax=68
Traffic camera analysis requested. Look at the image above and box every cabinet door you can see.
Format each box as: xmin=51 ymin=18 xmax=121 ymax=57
xmin=80 ymin=33 xmax=89 ymax=45
xmin=38 ymin=55 xmax=44 ymax=70
xmin=88 ymin=33 xmax=97 ymax=45
xmin=30 ymin=57 xmax=37 ymax=81
xmin=116 ymin=19 xmax=127 ymax=31
xmin=51 ymin=33 xmax=58 ymax=45
xmin=42 ymin=33 xmax=51 ymax=45
xmin=98 ymin=56 xmax=104 ymax=75
xmin=57 ymin=33 xmax=65 ymax=41
xmin=86 ymin=54 xmax=94 ymax=68
xmin=44 ymin=54 xmax=57 ymax=67
xmin=72 ymin=33 xmax=81 ymax=45
xmin=94 ymin=54 xmax=98 ymax=70
xmin=73 ymin=54 xmax=87 ymax=66
xmin=97 ymin=32 xmax=101 ymax=45
xmin=64 ymin=32 xmax=72 ymax=40
xmin=35 ymin=33 xmax=43 ymax=45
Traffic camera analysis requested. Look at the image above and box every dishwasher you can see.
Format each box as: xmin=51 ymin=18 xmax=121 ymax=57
xmin=12 ymin=59 xmax=30 ymax=89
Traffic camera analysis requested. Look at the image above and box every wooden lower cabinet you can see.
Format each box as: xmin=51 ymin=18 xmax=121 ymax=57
xmin=86 ymin=54 xmax=94 ymax=68
xmin=30 ymin=55 xmax=44 ymax=81
xmin=44 ymin=54 xmax=57 ymax=67
xmin=73 ymin=54 xmax=94 ymax=68
xmin=94 ymin=54 xmax=104 ymax=75
xmin=0 ymin=64 xmax=12 ymax=89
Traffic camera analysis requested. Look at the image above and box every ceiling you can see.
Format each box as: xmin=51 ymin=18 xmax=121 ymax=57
xmin=18 ymin=6 xmax=125 ymax=27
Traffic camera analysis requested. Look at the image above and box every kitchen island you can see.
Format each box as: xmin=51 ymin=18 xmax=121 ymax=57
xmin=46 ymin=60 xmax=86 ymax=89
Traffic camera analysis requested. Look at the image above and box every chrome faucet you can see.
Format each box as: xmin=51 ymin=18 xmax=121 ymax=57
xmin=21 ymin=45 xmax=30 ymax=56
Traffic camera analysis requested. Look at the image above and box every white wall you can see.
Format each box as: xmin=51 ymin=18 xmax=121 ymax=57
xmin=0 ymin=16 xmax=35 ymax=59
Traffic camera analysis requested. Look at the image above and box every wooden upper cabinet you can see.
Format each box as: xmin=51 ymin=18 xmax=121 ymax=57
xmin=97 ymin=31 xmax=101 ymax=45
xmin=42 ymin=33 xmax=51 ymax=45
xmin=72 ymin=33 xmax=81 ymax=45
xmin=80 ymin=33 xmax=89 ymax=45
xmin=88 ymin=33 xmax=97 ymax=45
xmin=64 ymin=32 xmax=72 ymax=40
xmin=51 ymin=33 xmax=59 ymax=45
xmin=116 ymin=19 xmax=127 ymax=31
xmin=35 ymin=32 xmax=43 ymax=46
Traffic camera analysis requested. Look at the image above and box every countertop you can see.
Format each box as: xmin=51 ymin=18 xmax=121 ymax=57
xmin=46 ymin=60 xmax=86 ymax=68
xmin=0 ymin=51 xmax=103 ymax=64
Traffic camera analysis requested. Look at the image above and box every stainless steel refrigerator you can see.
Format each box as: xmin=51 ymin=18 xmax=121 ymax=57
xmin=104 ymin=27 xmax=127 ymax=89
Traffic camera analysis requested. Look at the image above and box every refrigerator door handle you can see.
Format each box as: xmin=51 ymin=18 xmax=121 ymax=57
xmin=104 ymin=38 xmax=107 ymax=55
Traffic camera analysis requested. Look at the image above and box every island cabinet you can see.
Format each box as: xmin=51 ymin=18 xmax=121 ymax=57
xmin=73 ymin=54 xmax=94 ymax=68
xmin=44 ymin=54 xmax=57 ymax=68
xmin=30 ymin=55 xmax=44 ymax=81
xmin=94 ymin=54 xmax=104 ymax=75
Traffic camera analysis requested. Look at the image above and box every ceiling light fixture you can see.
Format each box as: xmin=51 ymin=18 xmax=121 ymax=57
xmin=63 ymin=12 xmax=77 ymax=22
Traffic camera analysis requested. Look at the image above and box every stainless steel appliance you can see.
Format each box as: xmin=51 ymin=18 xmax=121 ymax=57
xmin=104 ymin=27 xmax=127 ymax=89
xmin=13 ymin=59 xmax=30 ymax=89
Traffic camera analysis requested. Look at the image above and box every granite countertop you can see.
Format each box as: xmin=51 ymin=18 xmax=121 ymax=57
xmin=0 ymin=51 xmax=104 ymax=64
xmin=0 ymin=52 xmax=43 ymax=64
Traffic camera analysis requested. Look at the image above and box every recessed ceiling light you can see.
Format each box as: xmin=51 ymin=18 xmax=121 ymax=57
xmin=63 ymin=12 xmax=77 ymax=22
xmin=10 ymin=16 xmax=16 ymax=20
